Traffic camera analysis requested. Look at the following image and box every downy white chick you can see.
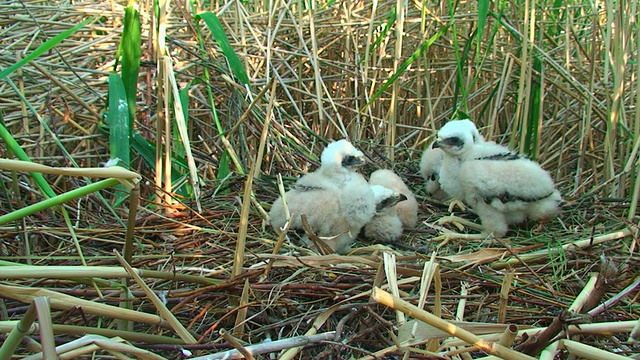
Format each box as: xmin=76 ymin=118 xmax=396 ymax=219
xmin=419 ymin=141 xmax=448 ymax=200
xmin=368 ymin=169 xmax=418 ymax=228
xmin=363 ymin=185 xmax=408 ymax=242
xmin=269 ymin=139 xmax=376 ymax=254
xmin=420 ymin=129 xmax=486 ymax=200
xmin=434 ymin=119 xmax=563 ymax=239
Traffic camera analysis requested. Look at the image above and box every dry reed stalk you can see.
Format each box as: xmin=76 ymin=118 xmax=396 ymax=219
xmin=232 ymin=278 xmax=250 ymax=338
xmin=0 ymin=321 xmax=183 ymax=344
xmin=0 ymin=283 xmax=172 ymax=329
xmin=372 ymin=287 xmax=537 ymax=360
xmin=497 ymin=270 xmax=514 ymax=324
xmin=383 ymin=251 xmax=405 ymax=324
xmin=21 ymin=335 xmax=166 ymax=360
xmin=560 ymin=339 xmax=630 ymax=360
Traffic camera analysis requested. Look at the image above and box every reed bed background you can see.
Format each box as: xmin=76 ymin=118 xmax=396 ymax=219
xmin=0 ymin=0 xmax=639 ymax=358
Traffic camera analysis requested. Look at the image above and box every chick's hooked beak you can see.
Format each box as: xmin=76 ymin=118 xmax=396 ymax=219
xmin=377 ymin=192 xmax=408 ymax=211
xmin=432 ymin=136 xmax=464 ymax=150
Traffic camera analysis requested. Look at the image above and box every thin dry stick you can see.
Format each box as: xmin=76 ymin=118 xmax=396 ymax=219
xmin=113 ymin=251 xmax=197 ymax=344
xmin=198 ymin=332 xmax=336 ymax=360
xmin=371 ymin=287 xmax=537 ymax=360
xmin=232 ymin=278 xmax=251 ymax=338
xmin=279 ymin=304 xmax=340 ymax=360
xmin=220 ymin=329 xmax=253 ymax=360
xmin=589 ymin=274 xmax=640 ymax=317
xmin=232 ymin=170 xmax=255 ymax=278
xmin=387 ymin=0 xmax=406 ymax=161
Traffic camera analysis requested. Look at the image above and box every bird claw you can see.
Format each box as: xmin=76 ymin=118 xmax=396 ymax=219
xmin=447 ymin=199 xmax=467 ymax=213
xmin=431 ymin=231 xmax=488 ymax=248
xmin=436 ymin=215 xmax=483 ymax=232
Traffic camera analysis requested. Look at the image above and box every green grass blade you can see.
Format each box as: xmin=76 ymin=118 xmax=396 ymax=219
xmin=363 ymin=25 xmax=449 ymax=111
xmin=0 ymin=179 xmax=120 ymax=226
xmin=476 ymin=0 xmax=490 ymax=58
xmin=108 ymin=74 xmax=131 ymax=167
xmin=218 ymin=151 xmax=231 ymax=180
xmin=198 ymin=12 xmax=250 ymax=86
xmin=0 ymin=122 xmax=55 ymax=199
xmin=176 ymin=86 xmax=193 ymax=197
xmin=363 ymin=7 xmax=396 ymax=65
xmin=0 ymin=17 xmax=94 ymax=80
xmin=524 ymin=55 xmax=543 ymax=159
xmin=107 ymin=74 xmax=131 ymax=205
xmin=192 ymin=7 xmax=245 ymax=176
xmin=452 ymin=27 xmax=476 ymax=116
xmin=119 ymin=5 xmax=141 ymax=124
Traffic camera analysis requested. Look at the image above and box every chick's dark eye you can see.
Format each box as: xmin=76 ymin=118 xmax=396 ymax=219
xmin=342 ymin=155 xmax=362 ymax=167
xmin=443 ymin=136 xmax=465 ymax=148
xmin=429 ymin=173 xmax=438 ymax=181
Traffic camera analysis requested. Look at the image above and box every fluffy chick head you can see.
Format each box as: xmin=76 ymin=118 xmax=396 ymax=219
xmin=433 ymin=119 xmax=482 ymax=156
xmin=420 ymin=141 xmax=445 ymax=196
xmin=370 ymin=184 xmax=408 ymax=211
xmin=320 ymin=139 xmax=366 ymax=170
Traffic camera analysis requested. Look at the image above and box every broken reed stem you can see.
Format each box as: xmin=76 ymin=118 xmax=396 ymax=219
xmin=498 ymin=324 xmax=518 ymax=347
xmin=383 ymin=252 xmax=405 ymax=325
xmin=629 ymin=317 xmax=640 ymax=343
xmin=475 ymin=324 xmax=542 ymax=360
xmin=498 ymin=271 xmax=514 ymax=324
xmin=568 ymin=272 xmax=598 ymax=313
xmin=20 ymin=334 xmax=164 ymax=360
xmin=539 ymin=340 xmax=561 ymax=360
xmin=371 ymin=287 xmax=537 ymax=360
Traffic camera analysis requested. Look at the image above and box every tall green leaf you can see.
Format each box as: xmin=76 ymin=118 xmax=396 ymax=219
xmin=476 ymin=0 xmax=490 ymax=58
xmin=108 ymin=74 xmax=131 ymax=167
xmin=117 ymin=5 xmax=141 ymax=127
xmin=524 ymin=56 xmax=543 ymax=159
xmin=107 ymin=74 xmax=131 ymax=205
xmin=198 ymin=12 xmax=251 ymax=87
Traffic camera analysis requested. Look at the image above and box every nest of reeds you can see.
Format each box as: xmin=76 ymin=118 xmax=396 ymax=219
xmin=0 ymin=0 xmax=639 ymax=359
